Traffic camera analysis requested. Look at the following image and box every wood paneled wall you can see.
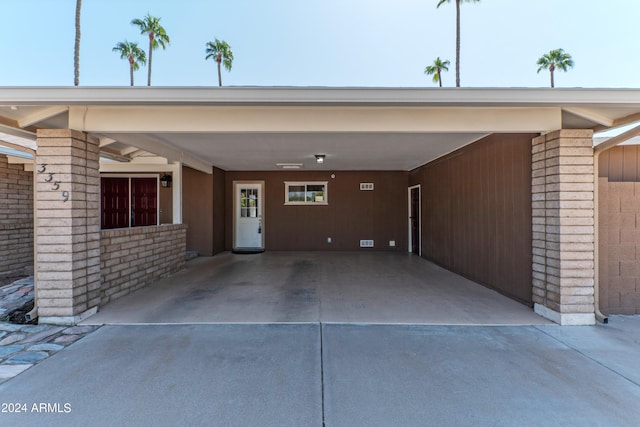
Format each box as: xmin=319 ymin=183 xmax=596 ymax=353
xmin=224 ymin=171 xmax=408 ymax=251
xmin=409 ymin=134 xmax=535 ymax=304
xmin=599 ymin=145 xmax=640 ymax=181
xmin=598 ymin=146 xmax=640 ymax=314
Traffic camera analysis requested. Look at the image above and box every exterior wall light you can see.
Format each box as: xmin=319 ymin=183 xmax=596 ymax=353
xmin=315 ymin=154 xmax=325 ymax=164
xmin=160 ymin=174 xmax=172 ymax=188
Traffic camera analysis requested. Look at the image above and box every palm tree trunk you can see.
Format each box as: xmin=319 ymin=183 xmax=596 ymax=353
xmin=217 ymin=61 xmax=222 ymax=87
xmin=129 ymin=64 xmax=134 ymax=87
xmin=455 ymin=0 xmax=461 ymax=87
xmin=147 ymin=36 xmax=153 ymax=86
xmin=438 ymin=70 xmax=442 ymax=87
xmin=550 ymin=64 xmax=555 ymax=88
xmin=74 ymin=0 xmax=82 ymax=86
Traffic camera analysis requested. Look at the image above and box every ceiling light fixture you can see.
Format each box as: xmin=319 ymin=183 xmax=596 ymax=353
xmin=315 ymin=154 xmax=325 ymax=164
xmin=276 ymin=163 xmax=303 ymax=169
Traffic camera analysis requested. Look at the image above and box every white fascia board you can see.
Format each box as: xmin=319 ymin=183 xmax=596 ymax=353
xmin=0 ymin=124 xmax=36 ymax=141
xmin=71 ymin=105 xmax=562 ymax=133
xmin=3 ymin=87 xmax=640 ymax=107
xmin=100 ymin=162 xmax=176 ymax=173
xmin=0 ymin=139 xmax=35 ymax=155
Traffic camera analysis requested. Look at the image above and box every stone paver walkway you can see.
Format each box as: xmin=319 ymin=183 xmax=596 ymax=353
xmin=0 ymin=323 xmax=100 ymax=384
xmin=0 ymin=278 xmax=100 ymax=384
xmin=0 ymin=276 xmax=34 ymax=319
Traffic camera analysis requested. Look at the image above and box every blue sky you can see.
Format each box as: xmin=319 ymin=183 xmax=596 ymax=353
xmin=0 ymin=0 xmax=638 ymax=88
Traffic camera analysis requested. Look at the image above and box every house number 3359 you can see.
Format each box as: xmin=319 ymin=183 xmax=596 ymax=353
xmin=38 ymin=164 xmax=70 ymax=202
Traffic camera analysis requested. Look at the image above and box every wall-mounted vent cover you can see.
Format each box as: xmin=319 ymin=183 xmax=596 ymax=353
xmin=360 ymin=183 xmax=374 ymax=191
xmin=360 ymin=239 xmax=374 ymax=248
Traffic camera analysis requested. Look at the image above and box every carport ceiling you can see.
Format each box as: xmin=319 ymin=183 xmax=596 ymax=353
xmin=103 ymin=132 xmax=488 ymax=171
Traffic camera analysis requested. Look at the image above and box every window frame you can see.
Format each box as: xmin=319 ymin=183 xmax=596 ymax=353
xmin=100 ymin=174 xmax=160 ymax=229
xmin=284 ymin=181 xmax=329 ymax=205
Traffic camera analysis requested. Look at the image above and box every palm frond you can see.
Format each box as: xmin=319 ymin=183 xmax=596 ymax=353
xmin=132 ymin=13 xmax=170 ymax=50
xmin=536 ymin=48 xmax=574 ymax=73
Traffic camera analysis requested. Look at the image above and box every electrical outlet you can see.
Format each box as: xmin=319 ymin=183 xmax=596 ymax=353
xmin=360 ymin=240 xmax=374 ymax=248
xmin=389 ymin=240 xmax=396 ymax=247
xmin=327 ymin=237 xmax=332 ymax=243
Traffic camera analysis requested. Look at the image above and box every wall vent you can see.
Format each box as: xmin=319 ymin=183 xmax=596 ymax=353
xmin=360 ymin=239 xmax=374 ymax=248
xmin=360 ymin=183 xmax=374 ymax=191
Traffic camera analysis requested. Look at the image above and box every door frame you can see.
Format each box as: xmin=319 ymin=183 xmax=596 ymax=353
xmin=408 ymin=184 xmax=421 ymax=255
xmin=232 ymin=180 xmax=265 ymax=251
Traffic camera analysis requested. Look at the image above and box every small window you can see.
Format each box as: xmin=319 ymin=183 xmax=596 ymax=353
xmin=285 ymin=181 xmax=328 ymax=205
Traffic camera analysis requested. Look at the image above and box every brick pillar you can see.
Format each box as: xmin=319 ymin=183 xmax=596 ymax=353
xmin=35 ymin=129 xmax=101 ymax=325
xmin=532 ymin=129 xmax=596 ymax=325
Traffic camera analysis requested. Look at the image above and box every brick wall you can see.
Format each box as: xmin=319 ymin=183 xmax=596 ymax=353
xmin=598 ymin=178 xmax=640 ymax=314
xmin=532 ymin=130 xmax=595 ymax=324
xmin=35 ymin=129 xmax=101 ymax=321
xmin=100 ymin=224 xmax=187 ymax=305
xmin=0 ymin=154 xmax=33 ymax=275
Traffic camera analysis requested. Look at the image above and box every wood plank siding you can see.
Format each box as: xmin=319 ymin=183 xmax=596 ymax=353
xmin=409 ymin=134 xmax=536 ymax=305
xmin=598 ymin=146 xmax=640 ymax=314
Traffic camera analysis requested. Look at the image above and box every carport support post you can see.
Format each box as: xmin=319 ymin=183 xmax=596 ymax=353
xmin=532 ymin=129 xmax=596 ymax=325
xmin=34 ymin=129 xmax=101 ymax=325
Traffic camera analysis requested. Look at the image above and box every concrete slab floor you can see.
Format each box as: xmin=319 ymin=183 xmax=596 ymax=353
xmin=0 ymin=324 xmax=322 ymax=427
xmin=84 ymin=252 xmax=549 ymax=325
xmin=323 ymin=322 xmax=640 ymax=427
xmin=0 ymin=320 xmax=638 ymax=426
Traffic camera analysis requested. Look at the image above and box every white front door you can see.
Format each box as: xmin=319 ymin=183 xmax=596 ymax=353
xmin=234 ymin=181 xmax=264 ymax=250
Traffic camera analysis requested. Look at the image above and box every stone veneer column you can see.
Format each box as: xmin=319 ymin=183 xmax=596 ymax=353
xmin=532 ymin=129 xmax=596 ymax=325
xmin=35 ymin=129 xmax=101 ymax=325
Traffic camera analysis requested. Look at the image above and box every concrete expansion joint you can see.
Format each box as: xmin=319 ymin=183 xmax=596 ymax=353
xmin=533 ymin=325 xmax=640 ymax=388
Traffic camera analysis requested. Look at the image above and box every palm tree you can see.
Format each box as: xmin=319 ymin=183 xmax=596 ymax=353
xmin=113 ymin=41 xmax=147 ymax=86
xmin=536 ymin=48 xmax=574 ymax=88
xmin=74 ymin=0 xmax=82 ymax=86
xmin=131 ymin=13 xmax=170 ymax=86
xmin=205 ymin=38 xmax=234 ymax=87
xmin=424 ymin=57 xmax=450 ymax=87
xmin=436 ymin=0 xmax=480 ymax=87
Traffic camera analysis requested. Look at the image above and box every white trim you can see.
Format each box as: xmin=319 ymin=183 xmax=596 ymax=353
xmin=533 ymin=304 xmax=596 ymax=326
xmin=284 ymin=181 xmax=328 ymax=205
xmin=4 ymin=87 xmax=640 ymax=106
xmin=173 ymin=164 xmax=182 ymax=224
xmin=408 ymin=185 xmax=421 ymax=255
xmin=233 ymin=181 xmax=265 ymax=250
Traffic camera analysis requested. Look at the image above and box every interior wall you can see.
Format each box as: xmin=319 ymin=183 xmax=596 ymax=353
xmin=182 ymin=166 xmax=214 ymax=255
xmin=225 ymin=171 xmax=408 ymax=251
xmin=598 ymin=146 xmax=640 ymax=314
xmin=409 ymin=133 xmax=535 ymax=304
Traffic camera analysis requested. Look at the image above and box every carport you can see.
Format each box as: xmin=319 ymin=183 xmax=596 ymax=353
xmin=83 ymin=252 xmax=548 ymax=325
xmin=2 ymin=87 xmax=640 ymax=325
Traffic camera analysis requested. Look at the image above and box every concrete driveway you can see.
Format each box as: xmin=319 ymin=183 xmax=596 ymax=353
xmin=1 ymin=317 xmax=639 ymax=426
xmin=84 ymin=252 xmax=547 ymax=325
